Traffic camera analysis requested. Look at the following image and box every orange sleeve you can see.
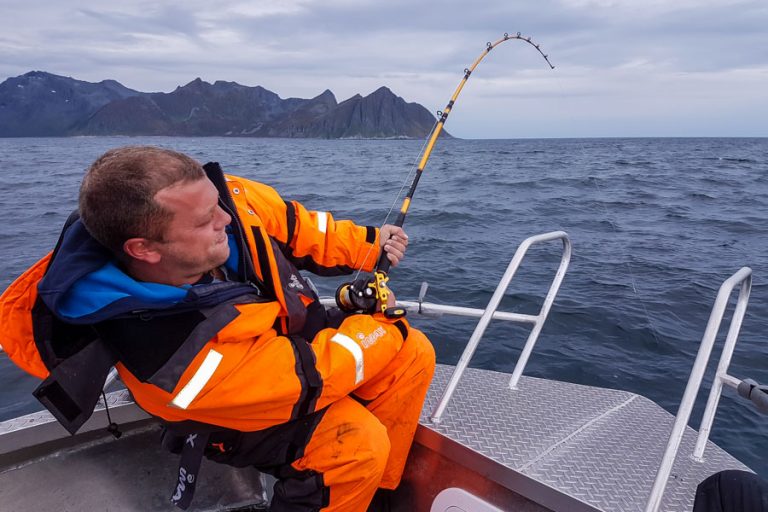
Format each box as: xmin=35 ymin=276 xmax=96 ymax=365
xmin=229 ymin=174 xmax=381 ymax=275
xmin=287 ymin=200 xmax=380 ymax=274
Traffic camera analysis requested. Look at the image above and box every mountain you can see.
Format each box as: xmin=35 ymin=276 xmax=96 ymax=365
xmin=0 ymin=71 xmax=140 ymax=137
xmin=0 ymin=72 xmax=446 ymax=139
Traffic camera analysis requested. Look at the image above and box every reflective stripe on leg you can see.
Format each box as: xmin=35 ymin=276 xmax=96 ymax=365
xmin=330 ymin=333 xmax=364 ymax=385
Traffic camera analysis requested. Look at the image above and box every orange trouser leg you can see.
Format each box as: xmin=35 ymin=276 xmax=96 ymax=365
xmin=352 ymin=327 xmax=436 ymax=489
xmin=290 ymin=396 xmax=390 ymax=512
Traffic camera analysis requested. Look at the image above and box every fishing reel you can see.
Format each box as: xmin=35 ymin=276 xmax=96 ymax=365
xmin=336 ymin=277 xmax=378 ymax=314
xmin=335 ymin=272 xmax=406 ymax=319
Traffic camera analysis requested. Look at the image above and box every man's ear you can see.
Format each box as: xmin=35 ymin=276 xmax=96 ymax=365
xmin=123 ymin=238 xmax=162 ymax=264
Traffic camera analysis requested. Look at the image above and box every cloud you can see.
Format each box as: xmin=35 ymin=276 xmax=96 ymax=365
xmin=0 ymin=0 xmax=766 ymax=137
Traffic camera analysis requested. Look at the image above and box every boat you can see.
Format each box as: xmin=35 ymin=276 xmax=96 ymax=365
xmin=1 ymin=231 xmax=765 ymax=511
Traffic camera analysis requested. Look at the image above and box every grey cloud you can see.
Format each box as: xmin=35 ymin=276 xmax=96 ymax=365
xmin=77 ymin=6 xmax=204 ymax=40
xmin=0 ymin=0 xmax=766 ymax=137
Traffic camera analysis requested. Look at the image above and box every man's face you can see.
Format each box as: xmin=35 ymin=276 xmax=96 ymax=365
xmin=151 ymin=178 xmax=232 ymax=280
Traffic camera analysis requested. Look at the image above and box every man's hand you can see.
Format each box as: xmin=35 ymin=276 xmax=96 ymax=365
xmin=380 ymin=289 xmax=396 ymax=310
xmin=380 ymin=225 xmax=409 ymax=267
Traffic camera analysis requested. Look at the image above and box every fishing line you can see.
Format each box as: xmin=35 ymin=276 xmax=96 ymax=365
xmin=352 ymin=116 xmax=440 ymax=282
xmin=588 ymin=168 xmax=663 ymax=344
xmin=549 ymin=73 xmax=663 ymax=345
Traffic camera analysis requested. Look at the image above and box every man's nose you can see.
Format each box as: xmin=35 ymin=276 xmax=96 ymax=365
xmin=216 ymin=207 xmax=232 ymax=228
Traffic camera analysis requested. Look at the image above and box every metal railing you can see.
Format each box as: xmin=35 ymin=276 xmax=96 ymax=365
xmin=318 ymin=231 xmax=571 ymax=424
xmin=429 ymin=231 xmax=571 ymax=423
xmin=645 ymin=267 xmax=753 ymax=512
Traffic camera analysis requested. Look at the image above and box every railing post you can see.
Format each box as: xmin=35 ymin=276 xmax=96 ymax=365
xmin=644 ymin=267 xmax=752 ymax=512
xmin=692 ymin=275 xmax=752 ymax=460
xmin=509 ymin=235 xmax=571 ymax=389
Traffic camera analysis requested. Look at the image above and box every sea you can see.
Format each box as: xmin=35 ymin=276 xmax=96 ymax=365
xmin=0 ymin=136 xmax=766 ymax=477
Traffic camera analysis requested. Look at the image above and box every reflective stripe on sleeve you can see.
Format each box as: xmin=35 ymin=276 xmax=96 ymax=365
xmin=317 ymin=211 xmax=328 ymax=234
xmin=330 ymin=333 xmax=364 ymax=385
xmin=170 ymin=349 xmax=223 ymax=409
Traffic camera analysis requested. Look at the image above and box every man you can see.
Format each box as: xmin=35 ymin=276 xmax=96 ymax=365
xmin=0 ymin=146 xmax=435 ymax=511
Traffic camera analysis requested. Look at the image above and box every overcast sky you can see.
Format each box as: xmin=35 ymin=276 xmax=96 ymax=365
xmin=1 ymin=0 xmax=766 ymax=138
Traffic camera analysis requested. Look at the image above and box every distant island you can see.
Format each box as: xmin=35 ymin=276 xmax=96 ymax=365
xmin=0 ymin=71 xmax=448 ymax=139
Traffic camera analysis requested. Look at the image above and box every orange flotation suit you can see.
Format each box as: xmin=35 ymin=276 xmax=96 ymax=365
xmin=0 ymin=162 xmax=435 ymax=511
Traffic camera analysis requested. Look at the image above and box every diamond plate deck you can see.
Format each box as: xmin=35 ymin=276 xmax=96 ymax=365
xmin=419 ymin=364 xmax=750 ymax=512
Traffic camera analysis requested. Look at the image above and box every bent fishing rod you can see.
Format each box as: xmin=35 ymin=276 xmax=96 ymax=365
xmin=336 ymin=32 xmax=555 ymax=317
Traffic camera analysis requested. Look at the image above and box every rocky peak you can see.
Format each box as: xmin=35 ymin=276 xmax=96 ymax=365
xmin=311 ymin=89 xmax=338 ymax=107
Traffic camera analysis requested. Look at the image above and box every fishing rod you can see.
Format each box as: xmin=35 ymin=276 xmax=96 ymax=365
xmin=336 ymin=32 xmax=555 ymax=317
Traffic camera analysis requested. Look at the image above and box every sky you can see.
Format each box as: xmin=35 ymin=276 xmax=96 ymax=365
xmin=0 ymin=0 xmax=766 ymax=139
